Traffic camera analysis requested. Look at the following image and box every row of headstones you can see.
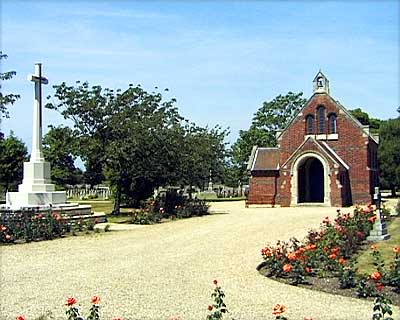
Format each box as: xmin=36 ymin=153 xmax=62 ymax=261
xmin=66 ymin=187 xmax=112 ymax=200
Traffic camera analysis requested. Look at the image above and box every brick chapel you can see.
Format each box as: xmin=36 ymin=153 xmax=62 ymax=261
xmin=247 ymin=72 xmax=379 ymax=207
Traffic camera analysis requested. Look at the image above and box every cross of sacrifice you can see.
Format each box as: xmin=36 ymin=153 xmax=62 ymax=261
xmin=28 ymin=63 xmax=48 ymax=162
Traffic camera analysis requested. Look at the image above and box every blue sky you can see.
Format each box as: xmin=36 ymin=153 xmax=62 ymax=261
xmin=1 ymin=1 xmax=399 ymax=152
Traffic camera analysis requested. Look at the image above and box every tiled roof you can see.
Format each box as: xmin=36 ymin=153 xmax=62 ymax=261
xmin=252 ymin=148 xmax=280 ymax=171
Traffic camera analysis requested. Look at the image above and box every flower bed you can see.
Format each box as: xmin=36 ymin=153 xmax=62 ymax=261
xmin=257 ymin=205 xmax=399 ymax=305
xmin=0 ymin=208 xmax=100 ymax=244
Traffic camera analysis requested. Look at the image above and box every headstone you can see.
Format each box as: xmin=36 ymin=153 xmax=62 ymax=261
xmin=367 ymin=187 xmax=391 ymax=241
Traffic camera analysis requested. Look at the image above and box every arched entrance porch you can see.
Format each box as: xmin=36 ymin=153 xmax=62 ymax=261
xmin=290 ymin=152 xmax=331 ymax=206
xmin=298 ymin=157 xmax=324 ymax=203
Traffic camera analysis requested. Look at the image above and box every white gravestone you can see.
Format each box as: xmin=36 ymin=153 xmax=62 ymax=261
xmin=6 ymin=63 xmax=67 ymax=207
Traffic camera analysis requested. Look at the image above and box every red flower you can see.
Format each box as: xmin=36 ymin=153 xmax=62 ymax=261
xmin=322 ymin=216 xmax=330 ymax=224
xmin=376 ymin=283 xmax=384 ymax=292
xmin=16 ymin=316 xmax=25 ymax=320
xmin=356 ymin=231 xmax=364 ymax=238
xmin=305 ymin=267 xmax=311 ymax=273
xmin=65 ymin=297 xmax=77 ymax=306
xmin=393 ymin=246 xmax=400 ymax=254
xmin=5 ymin=234 xmax=11 ymax=240
xmin=328 ymin=253 xmax=337 ymax=260
xmin=370 ymin=244 xmax=377 ymax=251
xmin=305 ymin=244 xmax=316 ymax=251
xmin=370 ymin=271 xmax=381 ymax=282
xmin=338 ymin=257 xmax=346 ymax=265
xmin=283 ymin=264 xmax=292 ymax=273
xmin=261 ymin=247 xmax=273 ymax=257
xmin=208 ymin=305 xmax=213 ymax=311
xmin=368 ymin=216 xmax=377 ymax=223
xmin=213 ymin=279 xmax=218 ymax=285
xmin=286 ymin=252 xmax=297 ymax=261
xmin=91 ymin=295 xmax=100 ymax=304
xmin=331 ymin=247 xmax=340 ymax=255
xmin=0 ymin=225 xmax=6 ymax=231
xmin=272 ymin=304 xmax=286 ymax=315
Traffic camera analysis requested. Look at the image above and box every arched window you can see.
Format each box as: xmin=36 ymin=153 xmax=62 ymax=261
xmin=317 ymin=106 xmax=326 ymax=133
xmin=328 ymin=113 xmax=337 ymax=134
xmin=305 ymin=115 xmax=314 ymax=134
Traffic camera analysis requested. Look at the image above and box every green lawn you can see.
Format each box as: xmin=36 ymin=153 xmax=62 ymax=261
xmin=356 ymin=216 xmax=400 ymax=275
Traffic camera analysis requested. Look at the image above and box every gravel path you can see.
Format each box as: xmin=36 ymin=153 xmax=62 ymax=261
xmin=1 ymin=202 xmax=398 ymax=320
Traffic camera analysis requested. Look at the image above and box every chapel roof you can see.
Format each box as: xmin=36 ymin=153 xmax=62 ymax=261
xmin=248 ymin=147 xmax=280 ymax=171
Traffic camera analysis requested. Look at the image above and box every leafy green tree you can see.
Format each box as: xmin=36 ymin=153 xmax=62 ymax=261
xmin=0 ymin=52 xmax=20 ymax=120
xmin=349 ymin=107 xmax=381 ymax=133
xmin=230 ymin=92 xmax=306 ymax=183
xmin=43 ymin=125 xmax=82 ymax=187
xmin=378 ymin=111 xmax=400 ymax=196
xmin=179 ymin=124 xmax=228 ymax=198
xmin=0 ymin=132 xmax=28 ymax=192
xmin=46 ymin=82 xmax=184 ymax=214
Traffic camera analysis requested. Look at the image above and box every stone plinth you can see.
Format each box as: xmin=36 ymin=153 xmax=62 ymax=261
xmin=367 ymin=220 xmax=391 ymax=241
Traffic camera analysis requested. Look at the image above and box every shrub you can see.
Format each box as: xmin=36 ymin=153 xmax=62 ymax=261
xmin=0 ymin=209 xmax=68 ymax=243
xmin=259 ymin=206 xmax=376 ymax=286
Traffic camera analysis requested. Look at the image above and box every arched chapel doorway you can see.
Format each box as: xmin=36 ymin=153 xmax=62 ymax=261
xmin=297 ymin=157 xmax=324 ymax=203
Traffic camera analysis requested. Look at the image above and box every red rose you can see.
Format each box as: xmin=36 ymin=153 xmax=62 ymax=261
xmin=368 ymin=216 xmax=377 ymax=223
xmin=5 ymin=234 xmax=11 ymax=240
xmin=370 ymin=271 xmax=381 ymax=282
xmin=16 ymin=316 xmax=25 ymax=320
xmin=0 ymin=225 xmax=6 ymax=231
xmin=305 ymin=267 xmax=311 ymax=273
xmin=286 ymin=252 xmax=297 ymax=261
xmin=328 ymin=253 xmax=337 ymax=260
xmin=272 ymin=304 xmax=286 ymax=315
xmin=283 ymin=264 xmax=292 ymax=273
xmin=338 ymin=257 xmax=346 ymax=265
xmin=376 ymin=283 xmax=384 ymax=291
xmin=91 ymin=295 xmax=100 ymax=304
xmin=65 ymin=297 xmax=77 ymax=306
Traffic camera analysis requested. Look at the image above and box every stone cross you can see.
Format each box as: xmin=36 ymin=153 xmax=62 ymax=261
xmin=28 ymin=63 xmax=48 ymax=162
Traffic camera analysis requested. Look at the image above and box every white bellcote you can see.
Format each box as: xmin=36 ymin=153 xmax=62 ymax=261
xmin=313 ymin=70 xmax=330 ymax=94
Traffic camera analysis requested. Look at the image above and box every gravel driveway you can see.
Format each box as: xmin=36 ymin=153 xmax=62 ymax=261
xmin=1 ymin=202 xmax=398 ymax=320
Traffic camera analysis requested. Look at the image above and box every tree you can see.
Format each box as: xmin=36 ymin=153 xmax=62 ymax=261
xmin=378 ymin=111 xmax=400 ymax=196
xmin=0 ymin=132 xmax=28 ymax=192
xmin=43 ymin=125 xmax=82 ymax=187
xmin=178 ymin=124 xmax=229 ymax=198
xmin=349 ymin=108 xmax=381 ymax=133
xmin=0 ymin=52 xmax=20 ymax=120
xmin=46 ymin=82 xmax=184 ymax=214
xmin=230 ymin=92 xmax=306 ymax=183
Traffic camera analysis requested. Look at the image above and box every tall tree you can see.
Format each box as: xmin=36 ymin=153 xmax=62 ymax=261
xmin=43 ymin=125 xmax=81 ymax=187
xmin=349 ymin=107 xmax=381 ymax=133
xmin=46 ymin=82 xmax=183 ymax=214
xmin=378 ymin=110 xmax=400 ymax=196
xmin=0 ymin=132 xmax=28 ymax=192
xmin=230 ymin=92 xmax=306 ymax=182
xmin=0 ymin=52 xmax=20 ymax=120
xmin=179 ymin=124 xmax=228 ymax=198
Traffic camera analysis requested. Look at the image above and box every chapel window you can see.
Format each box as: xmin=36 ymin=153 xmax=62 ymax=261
xmin=317 ymin=105 xmax=326 ymax=133
xmin=328 ymin=113 xmax=337 ymax=134
xmin=305 ymin=115 xmax=314 ymax=134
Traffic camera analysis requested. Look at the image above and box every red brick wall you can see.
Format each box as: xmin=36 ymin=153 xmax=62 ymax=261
xmin=248 ymin=172 xmax=278 ymax=205
xmin=277 ymin=93 xmax=373 ymax=206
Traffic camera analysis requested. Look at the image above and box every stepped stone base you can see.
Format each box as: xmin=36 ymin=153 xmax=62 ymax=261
xmin=6 ymin=191 xmax=67 ymax=208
